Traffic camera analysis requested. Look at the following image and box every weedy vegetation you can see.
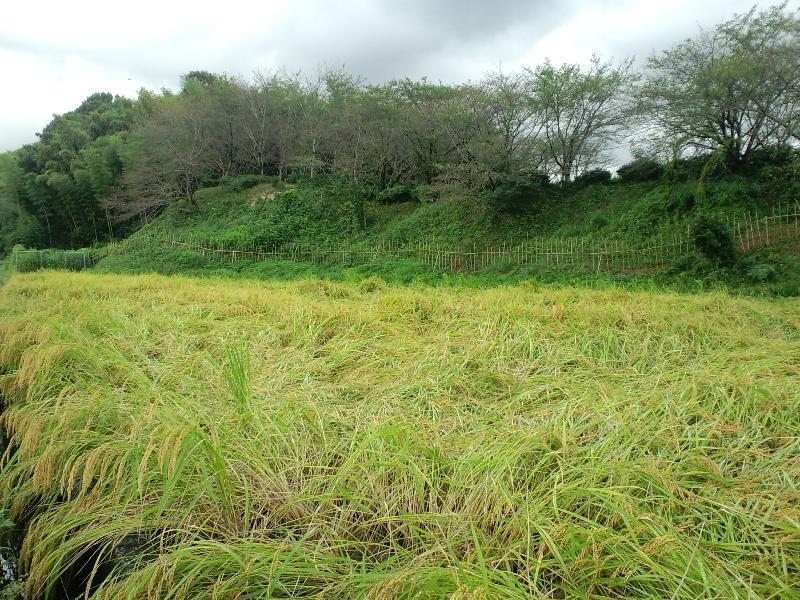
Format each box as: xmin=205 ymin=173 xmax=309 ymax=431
xmin=0 ymin=271 xmax=798 ymax=598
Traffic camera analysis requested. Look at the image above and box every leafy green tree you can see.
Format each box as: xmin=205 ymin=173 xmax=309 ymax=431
xmin=237 ymin=75 xmax=278 ymax=175
xmin=474 ymin=70 xmax=544 ymax=177
xmin=0 ymin=152 xmax=43 ymax=253
xmin=12 ymin=93 xmax=134 ymax=246
xmin=82 ymin=145 xmax=115 ymax=198
xmin=639 ymin=3 xmax=800 ymax=164
xmin=529 ymin=56 xmax=635 ymax=182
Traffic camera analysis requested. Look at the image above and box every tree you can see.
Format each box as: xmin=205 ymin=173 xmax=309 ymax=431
xmin=293 ymin=69 xmax=332 ymax=179
xmin=10 ymin=93 xmax=134 ymax=246
xmin=386 ymin=79 xmax=480 ymax=185
xmin=0 ymin=152 xmax=43 ymax=252
xmin=117 ymin=96 xmax=207 ymax=222
xmin=475 ymin=70 xmax=544 ymax=176
xmin=192 ymin=76 xmax=247 ymax=178
xmin=529 ymin=56 xmax=635 ymax=182
xmin=237 ymin=73 xmax=279 ymax=176
xmin=639 ymin=3 xmax=800 ymax=164
xmin=271 ymin=74 xmax=304 ymax=181
xmin=323 ymin=71 xmax=370 ymax=182
xmin=356 ymin=85 xmax=413 ymax=189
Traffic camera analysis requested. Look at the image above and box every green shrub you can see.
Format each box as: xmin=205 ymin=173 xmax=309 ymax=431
xmin=220 ymin=175 xmax=272 ymax=193
xmin=216 ymin=228 xmax=252 ymax=247
xmin=659 ymin=189 xmax=696 ymax=214
xmin=413 ymin=184 xmax=437 ymax=203
xmin=590 ymin=215 xmax=609 ymax=231
xmin=617 ymin=158 xmax=663 ymax=182
xmin=693 ymin=215 xmax=736 ymax=266
xmin=746 ymin=263 xmax=777 ymax=282
xmin=769 ymin=280 xmax=800 ymax=297
xmin=0 ymin=579 xmax=24 ymax=600
xmin=0 ymin=211 xmax=44 ymax=255
xmin=377 ymin=185 xmax=415 ymax=204
xmin=485 ymin=174 xmax=550 ymax=217
xmin=575 ymin=169 xmax=612 ymax=186
xmin=664 ymin=156 xmax=707 ymax=182
xmin=741 ymin=145 xmax=797 ymax=172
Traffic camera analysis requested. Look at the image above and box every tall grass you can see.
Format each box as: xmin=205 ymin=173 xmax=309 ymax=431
xmin=0 ymin=271 xmax=798 ymax=598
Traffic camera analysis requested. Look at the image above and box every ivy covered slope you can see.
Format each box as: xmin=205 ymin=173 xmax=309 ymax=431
xmin=96 ymin=152 xmax=800 ymax=295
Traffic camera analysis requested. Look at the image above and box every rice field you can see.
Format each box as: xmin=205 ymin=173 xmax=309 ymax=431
xmin=0 ymin=271 xmax=798 ymax=599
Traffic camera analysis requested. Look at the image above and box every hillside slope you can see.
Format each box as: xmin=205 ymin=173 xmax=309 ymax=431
xmin=95 ymin=162 xmax=800 ymax=294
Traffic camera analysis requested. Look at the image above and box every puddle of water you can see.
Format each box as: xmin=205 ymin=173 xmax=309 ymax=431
xmin=0 ymin=515 xmax=21 ymax=581
xmin=1 ymin=426 xmax=23 ymax=592
xmin=0 ymin=551 xmax=16 ymax=582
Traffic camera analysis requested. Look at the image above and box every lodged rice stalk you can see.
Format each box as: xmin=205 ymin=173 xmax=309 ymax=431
xmin=0 ymin=271 xmax=798 ymax=599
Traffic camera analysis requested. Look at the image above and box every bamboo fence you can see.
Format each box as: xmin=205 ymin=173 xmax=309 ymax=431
xmin=20 ymin=202 xmax=800 ymax=275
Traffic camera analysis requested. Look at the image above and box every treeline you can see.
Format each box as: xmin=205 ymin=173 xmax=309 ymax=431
xmin=1 ymin=3 xmax=798 ymax=252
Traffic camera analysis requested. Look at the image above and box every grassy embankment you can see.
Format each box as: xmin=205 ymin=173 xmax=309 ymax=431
xmin=1 ymin=271 xmax=798 ymax=598
xmin=95 ymin=164 xmax=800 ymax=295
xmin=0 ymin=259 xmax=10 ymax=287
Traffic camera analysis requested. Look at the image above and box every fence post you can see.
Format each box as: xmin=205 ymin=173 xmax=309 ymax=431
xmin=795 ymin=201 xmax=800 ymax=235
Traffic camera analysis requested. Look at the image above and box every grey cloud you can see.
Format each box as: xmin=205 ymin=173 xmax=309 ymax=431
xmin=394 ymin=0 xmax=562 ymax=40
xmin=249 ymin=0 xmax=576 ymax=83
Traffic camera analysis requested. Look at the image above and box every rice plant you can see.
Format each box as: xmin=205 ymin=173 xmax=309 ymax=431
xmin=0 ymin=271 xmax=798 ymax=598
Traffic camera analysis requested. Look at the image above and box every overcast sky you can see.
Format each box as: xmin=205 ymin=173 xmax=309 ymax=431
xmin=1 ymin=0 xmax=797 ymax=152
